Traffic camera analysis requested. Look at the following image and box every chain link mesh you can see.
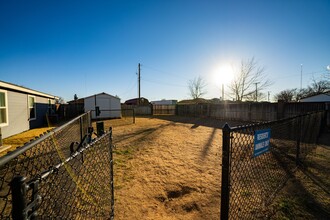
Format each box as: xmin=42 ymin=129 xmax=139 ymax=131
xmin=92 ymin=109 xmax=135 ymax=126
xmin=225 ymin=111 xmax=325 ymax=219
xmin=0 ymin=112 xmax=114 ymax=219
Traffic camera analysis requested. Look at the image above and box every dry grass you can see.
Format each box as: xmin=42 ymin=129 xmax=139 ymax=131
xmin=1 ymin=116 xmax=329 ymax=219
xmin=96 ymin=116 xmax=224 ymax=219
xmin=1 ymin=127 xmax=54 ymax=156
xmin=99 ymin=116 xmax=330 ymax=219
xmin=270 ymin=146 xmax=330 ymax=219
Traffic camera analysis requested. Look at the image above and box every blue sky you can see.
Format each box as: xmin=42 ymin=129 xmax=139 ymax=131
xmin=0 ymin=0 xmax=329 ymax=102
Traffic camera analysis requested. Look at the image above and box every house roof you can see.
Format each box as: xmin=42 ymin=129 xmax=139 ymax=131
xmin=300 ymin=91 xmax=330 ymax=102
xmin=67 ymin=92 xmax=120 ymax=103
xmin=0 ymin=80 xmax=57 ymax=99
xmin=124 ymin=97 xmax=149 ymax=105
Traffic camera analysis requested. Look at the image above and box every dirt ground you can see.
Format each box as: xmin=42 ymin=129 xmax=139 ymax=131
xmin=101 ymin=116 xmax=330 ymax=220
xmin=2 ymin=116 xmax=328 ymax=219
xmin=103 ymin=116 xmax=229 ymax=220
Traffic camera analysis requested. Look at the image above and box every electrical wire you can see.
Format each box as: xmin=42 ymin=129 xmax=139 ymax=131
xmin=142 ymin=78 xmax=186 ymax=87
xmin=142 ymin=64 xmax=191 ymax=81
xmin=270 ymin=70 xmax=328 ymax=81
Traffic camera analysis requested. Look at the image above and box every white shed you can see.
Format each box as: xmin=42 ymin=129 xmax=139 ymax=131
xmin=84 ymin=93 xmax=121 ymax=119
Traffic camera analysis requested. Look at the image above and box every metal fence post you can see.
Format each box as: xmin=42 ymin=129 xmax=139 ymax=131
xmin=79 ymin=116 xmax=83 ymax=144
xmin=296 ymin=116 xmax=302 ymax=166
xmin=221 ymin=123 xmax=231 ymax=220
xmin=10 ymin=176 xmax=27 ymax=220
xmin=109 ymin=127 xmax=115 ymax=220
xmin=88 ymin=111 xmax=92 ymax=127
xmin=133 ymin=109 xmax=135 ymax=124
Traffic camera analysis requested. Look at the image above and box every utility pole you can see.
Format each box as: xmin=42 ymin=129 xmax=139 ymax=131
xmin=138 ymin=63 xmax=141 ymax=105
xmin=300 ymin=64 xmax=303 ymax=90
xmin=222 ymin=83 xmax=224 ymax=101
xmin=268 ymin=91 xmax=270 ymax=102
xmin=255 ymin=82 xmax=260 ymax=102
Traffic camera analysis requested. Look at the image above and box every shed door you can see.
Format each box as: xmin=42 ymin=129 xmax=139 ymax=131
xmin=97 ymin=97 xmax=111 ymax=118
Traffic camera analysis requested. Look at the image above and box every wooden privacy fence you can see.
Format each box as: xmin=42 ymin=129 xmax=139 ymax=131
xmin=177 ymin=102 xmax=328 ymax=122
xmin=152 ymin=104 xmax=176 ymax=115
xmin=121 ymin=104 xmax=152 ymax=115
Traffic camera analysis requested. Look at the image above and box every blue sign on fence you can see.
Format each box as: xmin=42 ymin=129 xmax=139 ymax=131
xmin=254 ymin=129 xmax=271 ymax=157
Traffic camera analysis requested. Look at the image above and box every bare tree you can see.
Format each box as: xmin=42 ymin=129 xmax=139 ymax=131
xmin=188 ymin=76 xmax=207 ymax=99
xmin=55 ymin=97 xmax=65 ymax=104
xmin=245 ymin=91 xmax=267 ymax=102
xmin=229 ymin=57 xmax=272 ymax=101
xmin=275 ymin=89 xmax=297 ymax=102
xmin=323 ymin=65 xmax=330 ymax=80
xmin=296 ymin=79 xmax=330 ymax=100
xmin=309 ymin=78 xmax=330 ymax=93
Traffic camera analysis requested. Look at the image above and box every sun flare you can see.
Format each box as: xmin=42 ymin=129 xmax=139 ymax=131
xmin=212 ymin=64 xmax=234 ymax=87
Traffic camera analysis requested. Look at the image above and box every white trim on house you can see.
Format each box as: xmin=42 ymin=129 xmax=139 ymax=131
xmin=0 ymin=89 xmax=9 ymax=127
xmin=0 ymin=80 xmax=57 ymax=99
xmin=28 ymin=95 xmax=36 ymax=121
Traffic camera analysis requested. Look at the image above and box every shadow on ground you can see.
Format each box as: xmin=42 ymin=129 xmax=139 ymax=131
xmin=151 ymin=115 xmax=247 ymax=129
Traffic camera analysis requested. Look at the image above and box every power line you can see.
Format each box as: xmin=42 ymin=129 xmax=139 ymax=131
xmin=142 ymin=64 xmax=190 ymax=81
xmin=270 ymin=70 xmax=328 ymax=81
xmin=142 ymin=78 xmax=186 ymax=87
xmin=118 ymin=78 xmax=137 ymax=98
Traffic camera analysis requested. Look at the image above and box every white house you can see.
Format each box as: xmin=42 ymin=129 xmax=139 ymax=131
xmin=0 ymin=80 xmax=57 ymax=139
xmin=300 ymin=92 xmax=330 ymax=102
xmin=84 ymin=93 xmax=121 ymax=119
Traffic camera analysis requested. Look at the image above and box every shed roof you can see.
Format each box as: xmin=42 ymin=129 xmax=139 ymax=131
xmin=0 ymin=80 xmax=57 ymax=99
xmin=83 ymin=92 xmax=120 ymax=100
xmin=67 ymin=93 xmax=120 ymax=104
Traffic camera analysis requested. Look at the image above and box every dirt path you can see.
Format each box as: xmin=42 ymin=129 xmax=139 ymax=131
xmin=107 ymin=116 xmax=224 ymax=220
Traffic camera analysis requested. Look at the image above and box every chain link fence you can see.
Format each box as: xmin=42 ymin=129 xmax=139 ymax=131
xmin=91 ymin=109 xmax=135 ymax=126
xmin=221 ymin=111 xmax=326 ymax=219
xmin=0 ymin=112 xmax=114 ymax=219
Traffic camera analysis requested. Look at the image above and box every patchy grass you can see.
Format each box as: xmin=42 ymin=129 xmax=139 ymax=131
xmin=1 ymin=127 xmax=54 ymax=156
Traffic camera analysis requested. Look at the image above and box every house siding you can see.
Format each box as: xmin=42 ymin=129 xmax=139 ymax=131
xmin=1 ymin=92 xmax=55 ymax=139
xmin=1 ymin=91 xmax=29 ymax=138
xmin=29 ymin=96 xmax=51 ymax=129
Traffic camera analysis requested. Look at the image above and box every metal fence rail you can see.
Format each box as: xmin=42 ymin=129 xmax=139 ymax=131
xmin=221 ymin=111 xmax=325 ymax=219
xmin=91 ymin=109 xmax=135 ymax=125
xmin=0 ymin=112 xmax=115 ymax=219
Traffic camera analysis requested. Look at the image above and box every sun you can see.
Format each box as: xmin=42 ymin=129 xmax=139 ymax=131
xmin=212 ymin=64 xmax=234 ymax=87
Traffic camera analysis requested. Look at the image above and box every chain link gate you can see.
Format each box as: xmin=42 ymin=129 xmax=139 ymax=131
xmin=220 ymin=111 xmax=325 ymax=219
xmin=0 ymin=112 xmax=115 ymax=219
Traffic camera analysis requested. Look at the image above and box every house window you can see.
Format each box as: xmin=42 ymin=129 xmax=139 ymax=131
xmin=0 ymin=90 xmax=8 ymax=126
xmin=28 ymin=96 xmax=36 ymax=120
